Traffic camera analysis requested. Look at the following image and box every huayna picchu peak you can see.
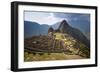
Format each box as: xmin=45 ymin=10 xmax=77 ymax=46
xmin=57 ymin=20 xmax=90 ymax=48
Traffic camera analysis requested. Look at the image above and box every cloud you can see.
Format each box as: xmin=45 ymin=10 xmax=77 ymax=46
xmin=24 ymin=11 xmax=63 ymax=25
xmin=40 ymin=13 xmax=62 ymax=25
xmin=53 ymin=13 xmax=90 ymax=22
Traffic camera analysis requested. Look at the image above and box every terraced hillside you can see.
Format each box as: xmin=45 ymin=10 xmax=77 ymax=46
xmin=24 ymin=32 xmax=90 ymax=61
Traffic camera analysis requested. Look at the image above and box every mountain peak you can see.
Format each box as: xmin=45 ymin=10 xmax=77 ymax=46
xmin=57 ymin=20 xmax=90 ymax=48
xmin=58 ymin=20 xmax=69 ymax=33
xmin=48 ymin=26 xmax=54 ymax=33
xmin=61 ymin=19 xmax=67 ymax=23
xmin=60 ymin=20 xmax=69 ymax=26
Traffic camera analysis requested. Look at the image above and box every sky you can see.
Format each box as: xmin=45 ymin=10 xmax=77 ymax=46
xmin=24 ymin=11 xmax=63 ymax=25
xmin=24 ymin=11 xmax=90 ymax=26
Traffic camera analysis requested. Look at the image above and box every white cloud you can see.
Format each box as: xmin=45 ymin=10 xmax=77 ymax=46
xmin=40 ymin=13 xmax=62 ymax=25
xmin=24 ymin=12 xmax=63 ymax=25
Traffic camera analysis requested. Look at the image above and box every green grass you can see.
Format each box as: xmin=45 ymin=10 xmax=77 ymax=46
xmin=24 ymin=52 xmax=68 ymax=61
xmin=24 ymin=51 xmax=85 ymax=62
xmin=54 ymin=33 xmax=64 ymax=40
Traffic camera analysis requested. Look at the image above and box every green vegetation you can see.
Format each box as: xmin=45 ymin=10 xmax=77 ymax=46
xmin=78 ymin=44 xmax=90 ymax=58
xmin=24 ymin=32 xmax=90 ymax=62
xmin=24 ymin=52 xmax=83 ymax=62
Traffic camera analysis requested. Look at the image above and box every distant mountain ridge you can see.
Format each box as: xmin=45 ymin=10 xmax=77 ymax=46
xmin=24 ymin=21 xmax=60 ymax=38
xmin=24 ymin=21 xmax=49 ymax=38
